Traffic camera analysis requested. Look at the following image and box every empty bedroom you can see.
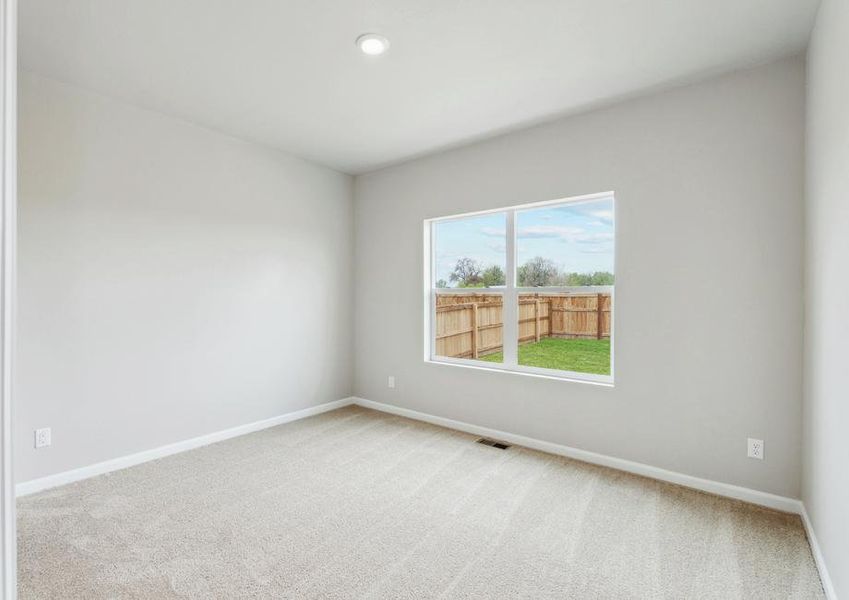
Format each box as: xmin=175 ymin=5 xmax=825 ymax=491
xmin=0 ymin=0 xmax=845 ymax=598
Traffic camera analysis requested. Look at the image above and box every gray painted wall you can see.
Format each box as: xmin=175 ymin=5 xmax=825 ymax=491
xmin=804 ymin=0 xmax=849 ymax=594
xmin=353 ymin=57 xmax=805 ymax=498
xmin=17 ymin=73 xmax=354 ymax=483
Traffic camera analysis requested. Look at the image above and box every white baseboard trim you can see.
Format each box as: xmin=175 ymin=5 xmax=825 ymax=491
xmin=800 ymin=505 xmax=838 ymax=600
xmin=351 ymin=397 xmax=803 ymax=514
xmin=16 ymin=397 xmax=356 ymax=497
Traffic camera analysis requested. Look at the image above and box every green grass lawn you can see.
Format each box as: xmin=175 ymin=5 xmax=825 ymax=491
xmin=480 ymin=337 xmax=610 ymax=375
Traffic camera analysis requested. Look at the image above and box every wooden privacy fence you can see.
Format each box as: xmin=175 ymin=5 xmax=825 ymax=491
xmin=435 ymin=290 xmax=612 ymax=360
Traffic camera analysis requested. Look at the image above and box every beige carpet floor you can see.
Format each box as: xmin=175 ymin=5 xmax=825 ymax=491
xmin=18 ymin=406 xmax=824 ymax=599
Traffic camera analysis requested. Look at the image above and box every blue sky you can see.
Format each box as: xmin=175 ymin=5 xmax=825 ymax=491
xmin=433 ymin=197 xmax=614 ymax=286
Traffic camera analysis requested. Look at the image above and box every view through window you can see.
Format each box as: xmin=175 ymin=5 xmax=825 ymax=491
xmin=428 ymin=193 xmax=614 ymax=382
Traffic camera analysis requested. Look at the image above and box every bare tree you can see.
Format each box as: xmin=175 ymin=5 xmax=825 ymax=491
xmin=449 ymin=258 xmax=483 ymax=287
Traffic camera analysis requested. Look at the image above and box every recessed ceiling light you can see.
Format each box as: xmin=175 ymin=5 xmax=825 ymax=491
xmin=356 ymin=33 xmax=390 ymax=56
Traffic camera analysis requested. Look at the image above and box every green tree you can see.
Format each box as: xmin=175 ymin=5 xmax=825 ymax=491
xmin=588 ymin=271 xmax=614 ymax=285
xmin=556 ymin=271 xmax=614 ymax=286
xmin=435 ymin=279 xmax=448 ymax=288
xmin=518 ymin=256 xmax=559 ymax=287
xmin=481 ymin=265 xmax=505 ymax=287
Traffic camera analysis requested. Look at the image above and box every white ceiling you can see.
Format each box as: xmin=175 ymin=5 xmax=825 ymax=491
xmin=20 ymin=0 xmax=820 ymax=174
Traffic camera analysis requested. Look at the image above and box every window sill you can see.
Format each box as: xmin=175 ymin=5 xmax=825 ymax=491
xmin=424 ymin=357 xmax=614 ymax=387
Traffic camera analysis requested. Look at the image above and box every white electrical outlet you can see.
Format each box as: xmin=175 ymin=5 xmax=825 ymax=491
xmin=388 ymin=375 xmax=395 ymax=389
xmin=747 ymin=438 xmax=764 ymax=460
xmin=35 ymin=427 xmax=51 ymax=449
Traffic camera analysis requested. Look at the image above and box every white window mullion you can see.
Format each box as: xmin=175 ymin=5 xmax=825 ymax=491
xmin=502 ymin=210 xmax=518 ymax=367
xmin=425 ymin=221 xmax=435 ymax=361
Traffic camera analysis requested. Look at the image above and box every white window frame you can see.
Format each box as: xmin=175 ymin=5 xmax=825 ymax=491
xmin=423 ymin=191 xmax=615 ymax=386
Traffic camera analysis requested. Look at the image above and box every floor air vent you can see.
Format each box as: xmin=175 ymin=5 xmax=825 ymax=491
xmin=476 ymin=438 xmax=511 ymax=450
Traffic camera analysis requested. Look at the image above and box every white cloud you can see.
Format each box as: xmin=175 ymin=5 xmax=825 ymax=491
xmin=517 ymin=225 xmax=585 ymax=240
xmin=480 ymin=226 xmax=506 ymax=237
xmin=575 ymin=232 xmax=614 ymax=244
xmin=589 ymin=209 xmax=614 ymax=224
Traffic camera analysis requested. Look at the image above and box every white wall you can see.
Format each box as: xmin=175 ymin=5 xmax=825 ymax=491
xmin=354 ymin=57 xmax=805 ymax=498
xmin=17 ymin=73 xmax=353 ymax=483
xmin=804 ymin=0 xmax=849 ymax=595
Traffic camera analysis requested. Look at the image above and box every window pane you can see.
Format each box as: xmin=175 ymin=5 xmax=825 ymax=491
xmin=516 ymin=198 xmax=614 ymax=288
xmin=432 ymin=212 xmax=506 ymax=363
xmin=433 ymin=213 xmax=506 ymax=289
xmin=515 ymin=198 xmax=613 ymax=375
xmin=434 ymin=292 xmax=503 ymax=363
xmin=516 ymin=292 xmax=611 ymax=375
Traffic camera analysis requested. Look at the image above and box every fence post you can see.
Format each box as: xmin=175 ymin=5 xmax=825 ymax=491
xmin=596 ymin=293 xmax=603 ymax=339
xmin=534 ymin=299 xmax=541 ymax=342
xmin=471 ymin=303 xmax=479 ymax=359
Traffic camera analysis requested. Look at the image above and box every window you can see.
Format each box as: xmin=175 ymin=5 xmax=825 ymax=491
xmin=425 ymin=192 xmax=614 ymax=384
